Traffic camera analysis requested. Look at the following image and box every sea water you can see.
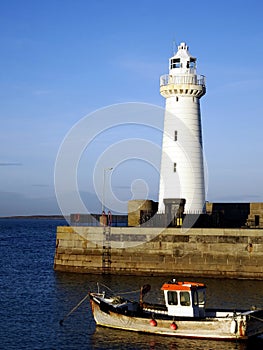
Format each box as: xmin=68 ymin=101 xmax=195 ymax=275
xmin=0 ymin=218 xmax=263 ymax=350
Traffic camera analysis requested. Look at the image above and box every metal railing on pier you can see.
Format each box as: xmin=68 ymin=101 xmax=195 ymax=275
xmin=69 ymin=210 xmax=247 ymax=229
xmin=70 ymin=213 xmax=128 ymax=227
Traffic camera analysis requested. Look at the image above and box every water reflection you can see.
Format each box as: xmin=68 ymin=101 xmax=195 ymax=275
xmin=91 ymin=327 xmax=263 ymax=350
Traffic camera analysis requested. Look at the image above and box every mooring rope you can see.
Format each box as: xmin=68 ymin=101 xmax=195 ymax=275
xmin=250 ymin=314 xmax=263 ymax=323
xmin=98 ymin=282 xmax=114 ymax=293
xmin=118 ymin=289 xmax=141 ymax=295
xmin=98 ymin=282 xmax=140 ymax=296
xmin=59 ymin=292 xmax=90 ymax=325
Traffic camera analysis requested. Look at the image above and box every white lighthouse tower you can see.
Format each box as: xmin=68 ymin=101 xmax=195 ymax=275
xmin=158 ymin=42 xmax=206 ymax=214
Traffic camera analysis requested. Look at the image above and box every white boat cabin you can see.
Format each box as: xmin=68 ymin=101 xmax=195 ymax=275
xmin=161 ymin=279 xmax=206 ymax=318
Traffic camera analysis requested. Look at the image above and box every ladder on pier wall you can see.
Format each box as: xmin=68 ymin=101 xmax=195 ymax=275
xmin=102 ymin=225 xmax=111 ymax=274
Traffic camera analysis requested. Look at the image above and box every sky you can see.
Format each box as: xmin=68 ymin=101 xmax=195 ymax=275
xmin=0 ymin=0 xmax=263 ymax=216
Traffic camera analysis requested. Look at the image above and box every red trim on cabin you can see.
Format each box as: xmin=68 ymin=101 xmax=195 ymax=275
xmin=161 ymin=281 xmax=205 ymax=291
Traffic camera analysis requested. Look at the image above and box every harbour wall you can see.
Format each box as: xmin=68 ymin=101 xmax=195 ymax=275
xmin=54 ymin=226 xmax=263 ymax=279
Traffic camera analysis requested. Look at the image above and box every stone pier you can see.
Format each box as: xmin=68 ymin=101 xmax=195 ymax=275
xmin=54 ymin=226 xmax=263 ymax=279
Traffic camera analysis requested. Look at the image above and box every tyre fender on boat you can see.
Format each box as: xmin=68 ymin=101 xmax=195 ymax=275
xmin=239 ymin=319 xmax=246 ymax=337
xmin=230 ymin=319 xmax=237 ymax=334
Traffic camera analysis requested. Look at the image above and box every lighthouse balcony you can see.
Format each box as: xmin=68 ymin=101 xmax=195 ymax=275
xmin=160 ymin=74 xmax=205 ymax=87
xmin=160 ymin=74 xmax=206 ymax=98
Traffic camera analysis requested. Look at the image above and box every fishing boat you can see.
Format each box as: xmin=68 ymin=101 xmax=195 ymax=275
xmin=89 ymin=278 xmax=263 ymax=340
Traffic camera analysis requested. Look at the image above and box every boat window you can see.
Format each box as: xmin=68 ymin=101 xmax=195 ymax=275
xmin=168 ymin=291 xmax=178 ymax=305
xmin=180 ymin=292 xmax=190 ymax=306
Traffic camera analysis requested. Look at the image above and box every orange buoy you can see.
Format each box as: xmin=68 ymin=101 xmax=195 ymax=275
xmin=150 ymin=319 xmax=157 ymax=327
xmin=170 ymin=322 xmax=177 ymax=330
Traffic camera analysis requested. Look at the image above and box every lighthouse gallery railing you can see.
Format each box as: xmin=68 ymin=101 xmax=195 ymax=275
xmin=160 ymin=74 xmax=206 ymax=87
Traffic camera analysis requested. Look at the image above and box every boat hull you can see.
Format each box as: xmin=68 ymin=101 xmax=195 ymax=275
xmin=90 ymin=296 xmax=263 ymax=340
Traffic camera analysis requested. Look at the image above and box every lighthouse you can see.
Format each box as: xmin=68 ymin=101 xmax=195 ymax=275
xmin=158 ymin=42 xmax=206 ymax=214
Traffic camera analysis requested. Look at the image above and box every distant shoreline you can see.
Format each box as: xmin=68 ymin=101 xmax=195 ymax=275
xmin=0 ymin=215 xmax=67 ymax=220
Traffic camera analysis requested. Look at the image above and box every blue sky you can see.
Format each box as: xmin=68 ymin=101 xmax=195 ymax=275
xmin=1 ymin=0 xmax=263 ymax=216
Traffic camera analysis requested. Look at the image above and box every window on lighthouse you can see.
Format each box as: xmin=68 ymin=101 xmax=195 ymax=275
xmin=173 ymin=163 xmax=177 ymax=172
xmin=187 ymin=58 xmax=196 ymax=69
xmin=174 ymin=131 xmax=178 ymax=141
xmin=171 ymin=58 xmax=181 ymax=69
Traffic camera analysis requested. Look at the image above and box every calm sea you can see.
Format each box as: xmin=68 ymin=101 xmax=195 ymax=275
xmin=0 ymin=218 xmax=263 ymax=350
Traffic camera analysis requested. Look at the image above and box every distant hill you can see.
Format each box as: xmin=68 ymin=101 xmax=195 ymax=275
xmin=1 ymin=215 xmax=67 ymax=220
